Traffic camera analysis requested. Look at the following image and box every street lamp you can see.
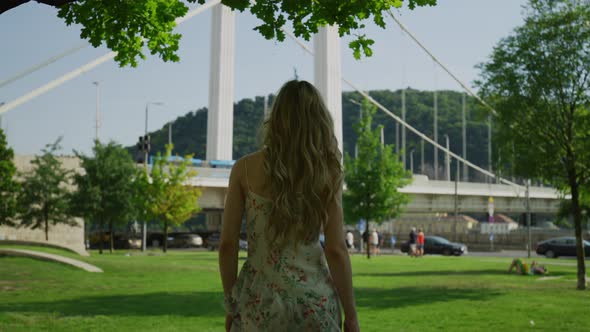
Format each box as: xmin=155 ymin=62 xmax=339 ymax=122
xmin=410 ymin=149 xmax=415 ymax=175
xmin=0 ymin=102 xmax=4 ymax=131
xmin=349 ymin=99 xmax=362 ymax=158
xmin=444 ymin=134 xmax=451 ymax=181
xmin=141 ymin=101 xmax=164 ymax=252
xmin=92 ymin=82 xmax=100 ymax=142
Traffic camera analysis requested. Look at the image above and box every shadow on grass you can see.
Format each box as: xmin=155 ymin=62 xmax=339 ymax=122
xmin=1 ymin=291 xmax=224 ymax=317
xmin=355 ymin=286 xmax=503 ymax=309
xmin=355 ymin=269 xmax=568 ymax=278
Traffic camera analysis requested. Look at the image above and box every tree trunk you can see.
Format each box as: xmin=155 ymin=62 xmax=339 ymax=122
xmin=99 ymin=220 xmax=104 ymax=255
xmin=163 ymin=221 xmax=168 ymax=253
xmin=44 ymin=208 xmax=49 ymax=241
xmin=365 ymin=222 xmax=371 ymax=259
xmin=109 ymin=221 xmax=114 ymax=254
xmin=569 ymin=177 xmax=587 ymax=290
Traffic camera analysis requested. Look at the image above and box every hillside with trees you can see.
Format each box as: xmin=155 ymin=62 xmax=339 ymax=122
xmin=129 ymin=89 xmax=492 ymax=181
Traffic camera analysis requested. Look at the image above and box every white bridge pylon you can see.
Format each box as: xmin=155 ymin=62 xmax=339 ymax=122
xmin=207 ymin=4 xmax=343 ymax=160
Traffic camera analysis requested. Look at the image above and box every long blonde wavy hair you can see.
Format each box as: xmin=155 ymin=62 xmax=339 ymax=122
xmin=262 ymin=80 xmax=343 ymax=247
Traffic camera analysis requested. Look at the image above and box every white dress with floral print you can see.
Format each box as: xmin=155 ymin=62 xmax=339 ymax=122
xmin=229 ymin=191 xmax=341 ymax=331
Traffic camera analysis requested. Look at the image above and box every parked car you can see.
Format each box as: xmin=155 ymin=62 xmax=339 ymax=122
xmin=536 ymin=237 xmax=590 ymax=258
xmin=239 ymin=239 xmax=248 ymax=251
xmin=168 ymin=233 xmax=203 ymax=248
xmin=205 ymin=232 xmax=248 ymax=251
xmin=400 ymin=236 xmax=468 ymax=256
xmin=205 ymin=232 xmax=221 ymax=250
xmin=88 ymin=233 xmax=141 ymax=249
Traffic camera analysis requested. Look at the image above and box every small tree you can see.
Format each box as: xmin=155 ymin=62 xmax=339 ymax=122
xmin=477 ymin=0 xmax=590 ymax=289
xmin=141 ymin=145 xmax=201 ymax=252
xmin=344 ymin=100 xmax=411 ymax=259
xmin=17 ymin=138 xmax=76 ymax=241
xmin=0 ymin=128 xmax=18 ymax=226
xmin=70 ymin=141 xmax=140 ymax=254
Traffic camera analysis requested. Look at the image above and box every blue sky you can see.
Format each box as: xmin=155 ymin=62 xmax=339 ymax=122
xmin=0 ymin=0 xmax=528 ymax=155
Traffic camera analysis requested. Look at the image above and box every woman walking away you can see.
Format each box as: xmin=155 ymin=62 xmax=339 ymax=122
xmin=219 ymin=80 xmax=359 ymax=332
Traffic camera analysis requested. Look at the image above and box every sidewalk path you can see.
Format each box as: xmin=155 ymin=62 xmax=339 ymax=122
xmin=0 ymin=248 xmax=103 ymax=272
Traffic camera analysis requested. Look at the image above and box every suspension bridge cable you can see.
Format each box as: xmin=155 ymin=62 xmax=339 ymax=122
xmin=386 ymin=9 xmax=498 ymax=117
xmin=281 ymin=28 xmax=524 ymax=191
xmin=0 ymin=42 xmax=89 ymax=89
xmin=0 ymin=0 xmax=221 ymax=116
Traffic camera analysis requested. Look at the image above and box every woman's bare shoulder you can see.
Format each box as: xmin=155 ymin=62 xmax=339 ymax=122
xmin=238 ymin=149 xmax=265 ymax=164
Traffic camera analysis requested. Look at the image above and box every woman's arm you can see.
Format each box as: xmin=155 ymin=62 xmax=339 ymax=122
xmin=323 ymin=186 xmax=359 ymax=330
xmin=219 ymin=158 xmax=246 ymax=299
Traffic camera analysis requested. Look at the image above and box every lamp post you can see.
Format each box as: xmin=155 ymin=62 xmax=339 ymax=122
xmin=0 ymin=102 xmax=4 ymax=131
xmin=410 ymin=149 xmax=415 ymax=175
xmin=444 ymin=134 xmax=451 ymax=181
xmin=141 ymin=101 xmax=164 ymax=252
xmin=349 ymin=99 xmax=362 ymax=158
xmin=92 ymin=81 xmax=100 ymax=142
xmin=168 ymin=121 xmax=172 ymax=147
xmin=433 ymin=90 xmax=438 ymax=180
xmin=420 ymin=139 xmax=424 ymax=175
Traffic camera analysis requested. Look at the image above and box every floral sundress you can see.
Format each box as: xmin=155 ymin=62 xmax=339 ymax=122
xmin=228 ymin=190 xmax=341 ymax=331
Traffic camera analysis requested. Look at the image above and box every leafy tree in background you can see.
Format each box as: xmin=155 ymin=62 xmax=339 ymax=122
xmin=70 ymin=141 xmax=140 ymax=254
xmin=477 ymin=0 xmax=590 ymax=290
xmin=17 ymin=138 xmax=76 ymax=241
xmin=139 ymin=145 xmax=202 ymax=252
xmin=0 ymin=128 xmax=18 ymax=226
xmin=343 ymin=100 xmax=411 ymax=259
xmin=0 ymin=0 xmax=436 ymax=67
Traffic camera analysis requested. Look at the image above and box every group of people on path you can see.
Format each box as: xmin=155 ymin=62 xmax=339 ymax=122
xmin=408 ymin=227 xmax=425 ymax=257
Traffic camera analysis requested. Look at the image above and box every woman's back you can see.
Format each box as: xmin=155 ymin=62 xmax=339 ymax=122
xmin=228 ymin=151 xmax=341 ymax=331
xmin=219 ymin=80 xmax=359 ymax=332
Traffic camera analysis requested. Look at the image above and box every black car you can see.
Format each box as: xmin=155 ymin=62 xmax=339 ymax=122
xmin=536 ymin=237 xmax=590 ymax=258
xmin=400 ymin=236 xmax=468 ymax=256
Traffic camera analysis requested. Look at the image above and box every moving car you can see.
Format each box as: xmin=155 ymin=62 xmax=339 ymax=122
xmin=535 ymin=237 xmax=590 ymax=258
xmin=401 ymin=236 xmax=468 ymax=256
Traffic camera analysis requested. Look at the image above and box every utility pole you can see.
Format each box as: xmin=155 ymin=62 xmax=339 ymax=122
xmin=526 ymin=179 xmax=531 ymax=258
xmin=380 ymin=127 xmax=384 ymax=146
xmin=401 ymin=88 xmax=406 ymax=169
xmin=462 ymin=93 xmax=467 ymax=181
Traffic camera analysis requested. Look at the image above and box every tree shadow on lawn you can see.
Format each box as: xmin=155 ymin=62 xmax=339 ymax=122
xmin=355 ymin=269 xmax=568 ymax=278
xmin=355 ymin=286 xmax=503 ymax=309
xmin=1 ymin=291 xmax=225 ymax=317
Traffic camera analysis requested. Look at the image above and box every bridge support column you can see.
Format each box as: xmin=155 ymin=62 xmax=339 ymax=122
xmin=314 ymin=26 xmax=343 ymax=154
xmin=207 ymin=4 xmax=235 ymax=161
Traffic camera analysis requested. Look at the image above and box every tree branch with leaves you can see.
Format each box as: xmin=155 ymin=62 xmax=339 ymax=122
xmin=2 ymin=0 xmax=436 ymax=66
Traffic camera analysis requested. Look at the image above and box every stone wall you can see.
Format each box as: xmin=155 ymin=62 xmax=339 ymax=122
xmin=1 ymin=155 xmax=87 ymax=255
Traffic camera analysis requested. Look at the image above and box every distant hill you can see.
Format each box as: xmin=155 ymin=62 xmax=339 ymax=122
xmin=127 ymin=89 xmax=492 ymax=181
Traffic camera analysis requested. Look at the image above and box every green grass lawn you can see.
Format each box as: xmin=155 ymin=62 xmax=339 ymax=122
xmin=1 ymin=246 xmax=588 ymax=332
